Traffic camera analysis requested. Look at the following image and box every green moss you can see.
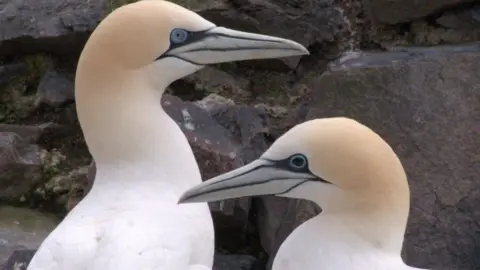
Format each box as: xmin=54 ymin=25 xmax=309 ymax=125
xmin=33 ymin=149 xmax=67 ymax=201
xmin=23 ymin=54 xmax=50 ymax=86
xmin=41 ymin=149 xmax=67 ymax=180
xmin=0 ymin=54 xmax=50 ymax=123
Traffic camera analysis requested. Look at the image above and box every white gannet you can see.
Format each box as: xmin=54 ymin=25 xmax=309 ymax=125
xmin=178 ymin=117 xmax=428 ymax=270
xmin=26 ymin=1 xmax=309 ymax=269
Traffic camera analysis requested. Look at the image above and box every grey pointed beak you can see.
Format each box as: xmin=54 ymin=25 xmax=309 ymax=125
xmin=178 ymin=159 xmax=317 ymax=204
xmin=162 ymin=26 xmax=309 ymax=65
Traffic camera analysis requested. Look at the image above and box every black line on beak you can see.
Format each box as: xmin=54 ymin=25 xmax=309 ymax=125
xmin=180 ymin=156 xmax=331 ymax=202
xmin=181 ymin=176 xmax=318 ymax=202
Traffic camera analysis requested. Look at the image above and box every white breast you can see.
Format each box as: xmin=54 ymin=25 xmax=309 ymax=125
xmin=271 ymin=215 xmax=413 ymax=270
xmin=27 ymin=171 xmax=214 ymax=270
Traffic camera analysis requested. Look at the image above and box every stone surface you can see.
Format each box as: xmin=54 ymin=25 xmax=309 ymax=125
xmin=201 ymin=0 xmax=350 ymax=69
xmin=0 ymin=132 xmax=44 ymax=202
xmin=0 ymin=206 xmax=58 ymax=268
xmin=172 ymin=67 xmax=250 ymax=101
xmin=2 ymin=249 xmax=35 ymax=270
xmin=363 ymin=0 xmax=480 ymax=24
xmin=0 ymin=123 xmax=56 ymax=145
xmin=0 ymin=0 xmax=110 ymax=57
xmin=213 ymin=253 xmax=258 ymax=270
xmin=0 ymin=64 xmax=26 ymax=88
xmin=162 ymin=94 xmax=257 ymax=252
xmin=285 ymin=44 xmax=479 ymax=269
xmin=35 ymin=67 xmax=75 ymax=107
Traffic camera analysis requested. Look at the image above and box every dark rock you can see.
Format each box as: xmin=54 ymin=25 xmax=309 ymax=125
xmin=0 ymin=64 xmax=26 ymax=88
xmin=0 ymin=206 xmax=58 ymax=267
xmin=204 ymin=0 xmax=349 ymax=69
xmin=0 ymin=132 xmax=44 ymax=202
xmin=0 ymin=0 xmax=110 ymax=57
xmin=256 ymin=197 xmax=320 ymax=268
xmin=163 ymin=94 xmax=244 ymax=180
xmin=0 ymin=123 xmax=57 ymax=144
xmin=35 ymin=68 xmax=75 ymax=107
xmin=171 ymin=67 xmax=250 ymax=101
xmin=282 ymin=43 xmax=480 ymax=269
xmin=208 ymin=101 xmax=271 ymax=164
xmin=363 ymin=0 xmax=479 ymax=24
xmin=436 ymin=5 xmax=480 ymax=29
xmin=162 ymin=94 xmax=253 ymax=252
xmin=214 ymin=253 xmax=258 ymax=270
xmin=2 ymin=250 xmax=35 ymax=270
xmin=195 ymin=94 xmax=236 ymax=112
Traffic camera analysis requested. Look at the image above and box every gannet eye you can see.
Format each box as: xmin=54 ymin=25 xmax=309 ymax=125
xmin=288 ymin=154 xmax=308 ymax=170
xmin=170 ymin=28 xmax=189 ymax=44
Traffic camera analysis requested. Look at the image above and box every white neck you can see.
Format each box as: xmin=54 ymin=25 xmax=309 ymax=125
xmin=76 ymin=78 xmax=202 ymax=193
xmin=318 ymin=208 xmax=407 ymax=255
xmin=283 ymin=182 xmax=409 ymax=255
xmin=276 ymin=212 xmax=411 ymax=270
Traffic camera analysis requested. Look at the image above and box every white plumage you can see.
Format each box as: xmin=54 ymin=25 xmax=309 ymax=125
xmin=26 ymin=1 xmax=308 ymax=269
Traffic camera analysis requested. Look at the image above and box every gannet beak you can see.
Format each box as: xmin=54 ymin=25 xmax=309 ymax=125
xmin=178 ymin=158 xmax=321 ymax=204
xmin=159 ymin=27 xmax=309 ymax=65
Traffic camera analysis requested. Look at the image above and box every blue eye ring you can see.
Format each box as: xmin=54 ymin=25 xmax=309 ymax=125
xmin=288 ymin=154 xmax=308 ymax=169
xmin=170 ymin=28 xmax=189 ymax=44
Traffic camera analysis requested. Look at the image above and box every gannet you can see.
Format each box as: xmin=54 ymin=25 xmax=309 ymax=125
xmin=178 ymin=117 xmax=428 ymax=270
xmin=26 ymin=1 xmax=309 ymax=269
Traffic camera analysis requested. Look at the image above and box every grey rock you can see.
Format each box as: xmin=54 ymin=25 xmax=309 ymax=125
xmin=208 ymin=101 xmax=271 ymax=164
xmin=162 ymin=94 xmax=253 ymax=251
xmin=163 ymin=94 xmax=244 ymax=180
xmin=0 ymin=206 xmax=58 ymax=267
xmin=2 ymin=249 xmax=36 ymax=270
xmin=287 ymin=44 xmax=480 ymax=269
xmin=0 ymin=64 xmax=26 ymax=88
xmin=195 ymin=93 xmax=236 ymax=112
xmin=363 ymin=0 xmax=479 ymax=24
xmin=35 ymin=68 xmax=75 ymax=107
xmin=0 ymin=0 xmax=109 ymax=56
xmin=0 ymin=132 xmax=44 ymax=202
xmin=214 ymin=253 xmax=258 ymax=270
xmin=173 ymin=66 xmax=250 ymax=101
xmin=205 ymin=0 xmax=349 ymax=69
xmin=0 ymin=123 xmax=58 ymax=144
xmin=436 ymin=5 xmax=480 ymax=29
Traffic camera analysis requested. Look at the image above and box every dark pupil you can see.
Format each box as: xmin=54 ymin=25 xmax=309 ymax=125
xmin=291 ymin=157 xmax=305 ymax=167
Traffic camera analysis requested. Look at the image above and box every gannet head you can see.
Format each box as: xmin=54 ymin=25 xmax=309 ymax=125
xmin=74 ymin=0 xmax=309 ymax=163
xmin=76 ymin=0 xmax=309 ymax=89
xmin=178 ymin=117 xmax=410 ymax=216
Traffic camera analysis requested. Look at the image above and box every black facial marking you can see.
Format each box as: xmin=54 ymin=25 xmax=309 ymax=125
xmin=263 ymin=154 xmax=331 ymax=184
xmin=155 ymin=26 xmax=296 ymax=65
xmin=166 ymin=28 xmax=213 ymax=51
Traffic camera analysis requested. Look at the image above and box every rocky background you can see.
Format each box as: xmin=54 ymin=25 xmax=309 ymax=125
xmin=1 ymin=0 xmax=480 ymax=269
